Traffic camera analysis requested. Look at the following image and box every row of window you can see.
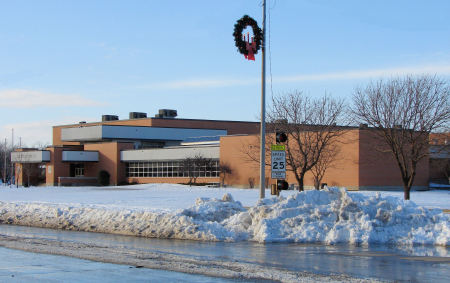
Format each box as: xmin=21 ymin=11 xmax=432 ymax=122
xmin=126 ymin=161 xmax=220 ymax=178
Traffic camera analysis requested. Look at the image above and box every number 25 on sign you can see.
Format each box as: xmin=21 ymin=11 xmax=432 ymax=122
xmin=271 ymin=145 xmax=286 ymax=179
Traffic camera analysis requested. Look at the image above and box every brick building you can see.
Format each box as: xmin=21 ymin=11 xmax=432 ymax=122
xmin=12 ymin=110 xmax=430 ymax=190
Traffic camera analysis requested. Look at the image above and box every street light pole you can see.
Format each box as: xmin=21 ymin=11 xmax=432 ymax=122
xmin=3 ymin=138 xmax=6 ymax=184
xmin=259 ymin=0 xmax=266 ymax=199
xmin=11 ymin=128 xmax=14 ymax=185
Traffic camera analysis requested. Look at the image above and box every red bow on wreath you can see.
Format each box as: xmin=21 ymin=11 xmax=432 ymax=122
xmin=244 ymin=38 xmax=256 ymax=61
xmin=244 ymin=35 xmax=257 ymax=61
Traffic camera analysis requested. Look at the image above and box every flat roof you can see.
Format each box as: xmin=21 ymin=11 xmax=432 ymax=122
xmin=60 ymin=125 xmax=227 ymax=142
xmin=54 ymin=117 xmax=259 ymax=128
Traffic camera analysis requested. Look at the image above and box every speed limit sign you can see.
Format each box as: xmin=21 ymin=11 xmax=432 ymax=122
xmin=271 ymin=145 xmax=286 ymax=179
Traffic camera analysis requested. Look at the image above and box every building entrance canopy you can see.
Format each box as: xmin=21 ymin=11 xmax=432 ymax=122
xmin=11 ymin=151 xmax=50 ymax=163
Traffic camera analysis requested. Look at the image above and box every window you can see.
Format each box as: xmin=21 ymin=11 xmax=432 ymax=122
xmin=126 ymin=160 xmax=220 ymax=178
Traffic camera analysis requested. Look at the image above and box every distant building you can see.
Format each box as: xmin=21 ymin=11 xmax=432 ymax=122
xmin=11 ymin=110 xmax=430 ymax=190
xmin=429 ymin=133 xmax=450 ymax=186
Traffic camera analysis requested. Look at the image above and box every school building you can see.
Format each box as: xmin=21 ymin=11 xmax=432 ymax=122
xmin=11 ymin=109 xmax=432 ymax=190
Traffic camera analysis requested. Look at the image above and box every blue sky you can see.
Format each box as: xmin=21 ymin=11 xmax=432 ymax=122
xmin=1 ymin=0 xmax=449 ymax=146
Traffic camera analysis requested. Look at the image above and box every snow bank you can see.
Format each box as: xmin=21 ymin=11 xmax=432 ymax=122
xmin=226 ymin=187 xmax=449 ymax=245
xmin=0 ymin=187 xmax=448 ymax=246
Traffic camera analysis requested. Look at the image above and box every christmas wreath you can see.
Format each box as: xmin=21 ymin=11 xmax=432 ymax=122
xmin=233 ymin=15 xmax=263 ymax=56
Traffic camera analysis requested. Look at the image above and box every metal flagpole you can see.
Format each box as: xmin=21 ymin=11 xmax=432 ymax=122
xmin=259 ymin=0 xmax=266 ymax=199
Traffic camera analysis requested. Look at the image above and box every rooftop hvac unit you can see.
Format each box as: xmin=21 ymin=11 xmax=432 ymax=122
xmin=102 ymin=115 xmax=119 ymax=122
xmin=129 ymin=112 xmax=147 ymax=119
xmin=155 ymin=109 xmax=177 ymax=118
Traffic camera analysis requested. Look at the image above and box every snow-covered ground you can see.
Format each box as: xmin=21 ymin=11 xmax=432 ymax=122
xmin=0 ymin=184 xmax=449 ymax=246
xmin=1 ymin=184 xmax=448 ymax=209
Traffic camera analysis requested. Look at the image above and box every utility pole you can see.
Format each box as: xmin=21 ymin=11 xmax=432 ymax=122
xmin=11 ymin=129 xmax=14 ymax=186
xmin=259 ymin=0 xmax=267 ymax=199
xmin=3 ymin=138 xmax=6 ymax=184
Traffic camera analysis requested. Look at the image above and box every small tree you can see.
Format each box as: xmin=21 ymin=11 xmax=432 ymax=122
xmin=311 ymin=144 xmax=340 ymax=190
xmin=0 ymin=142 xmax=6 ymax=184
xmin=248 ymin=177 xmax=255 ymax=188
xmin=180 ymin=154 xmax=214 ymax=186
xmin=22 ymin=162 xmax=40 ymax=187
xmin=219 ymin=162 xmax=233 ymax=187
xmin=0 ymin=140 xmax=12 ymax=184
xmin=352 ymin=75 xmax=450 ymax=200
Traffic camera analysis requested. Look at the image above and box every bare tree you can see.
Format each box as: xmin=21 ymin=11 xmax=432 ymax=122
xmin=311 ymin=144 xmax=340 ymax=190
xmin=0 ymin=140 xmax=13 ymax=184
xmin=248 ymin=177 xmax=256 ymax=188
xmin=219 ymin=162 xmax=233 ymax=187
xmin=21 ymin=162 xmax=40 ymax=187
xmin=352 ymin=75 xmax=450 ymax=200
xmin=180 ymin=154 xmax=215 ymax=186
xmin=267 ymin=91 xmax=348 ymax=191
xmin=0 ymin=142 xmax=6 ymax=183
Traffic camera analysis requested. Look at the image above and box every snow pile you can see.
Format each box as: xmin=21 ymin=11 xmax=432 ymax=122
xmin=181 ymin=193 xmax=246 ymax=223
xmin=0 ymin=187 xmax=448 ymax=245
xmin=0 ymin=195 xmax=243 ymax=241
xmin=224 ymin=187 xmax=449 ymax=245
